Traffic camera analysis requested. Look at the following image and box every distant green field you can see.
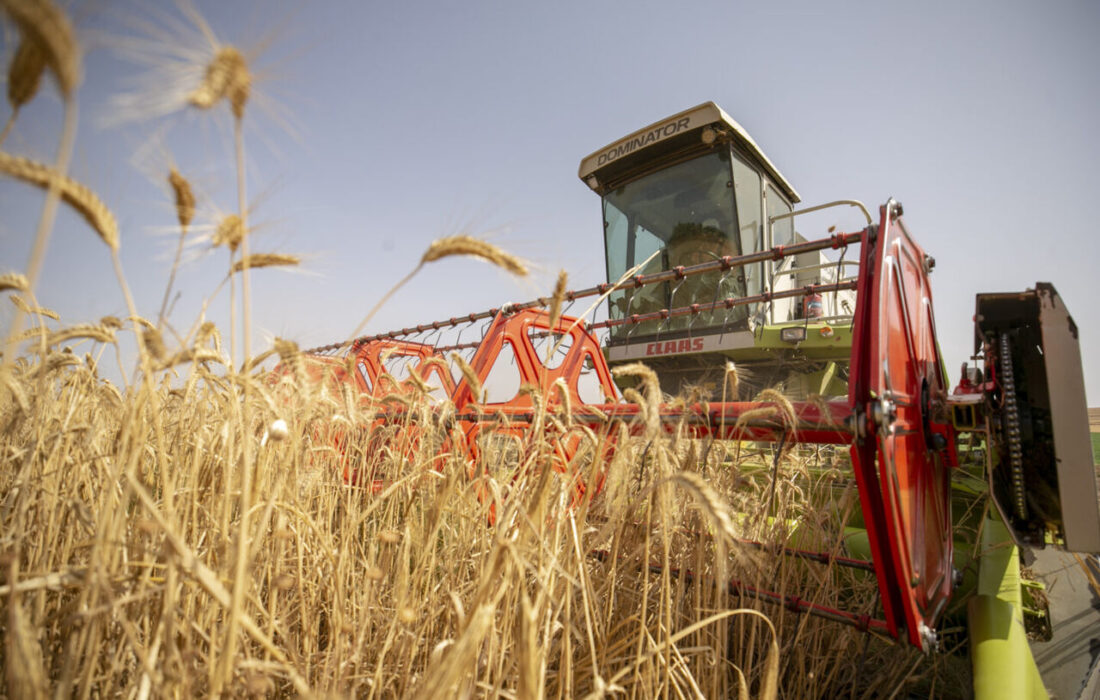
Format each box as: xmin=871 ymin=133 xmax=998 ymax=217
xmin=1092 ymin=432 xmax=1100 ymax=465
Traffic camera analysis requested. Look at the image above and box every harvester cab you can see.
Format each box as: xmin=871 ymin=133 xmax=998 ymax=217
xmin=580 ymin=102 xmax=856 ymax=398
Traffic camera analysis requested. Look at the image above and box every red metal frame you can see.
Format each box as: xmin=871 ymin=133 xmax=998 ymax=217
xmin=848 ymin=202 xmax=955 ymax=649
xmin=352 ymin=338 xmax=456 ymax=398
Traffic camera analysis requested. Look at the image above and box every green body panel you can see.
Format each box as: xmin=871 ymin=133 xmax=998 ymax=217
xmin=968 ymin=516 xmax=1048 ymax=700
xmin=752 ymin=321 xmax=854 ymax=359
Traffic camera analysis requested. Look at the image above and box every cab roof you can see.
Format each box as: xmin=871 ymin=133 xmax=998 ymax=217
xmin=578 ymin=102 xmax=800 ymax=204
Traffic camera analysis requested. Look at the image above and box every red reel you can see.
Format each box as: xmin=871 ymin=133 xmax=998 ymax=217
xmin=849 ymin=201 xmax=955 ymax=650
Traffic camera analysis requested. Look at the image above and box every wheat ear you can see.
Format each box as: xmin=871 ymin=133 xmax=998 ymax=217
xmin=10 ymin=295 xmax=58 ymax=320
xmin=0 ymin=273 xmax=29 ymax=293
xmin=230 ymin=253 xmax=300 ymax=275
xmin=421 ymin=234 xmax=528 ymax=276
xmin=0 ymin=151 xmax=118 ymax=250
xmin=7 ymin=38 xmax=44 ymax=110
xmin=450 ymin=352 xmax=482 ymax=403
xmin=669 ymin=471 xmax=738 ymax=542
xmin=157 ymin=168 xmax=195 ymax=327
xmin=212 ymin=214 xmax=243 ymax=252
xmin=0 ymin=0 xmax=79 ymax=98
xmin=189 ymin=46 xmax=250 ymax=119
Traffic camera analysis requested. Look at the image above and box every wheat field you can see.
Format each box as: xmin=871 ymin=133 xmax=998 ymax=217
xmin=0 ymin=2 xmax=968 ymax=697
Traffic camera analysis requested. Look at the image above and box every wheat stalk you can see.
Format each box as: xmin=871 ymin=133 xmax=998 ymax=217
xmin=0 ymin=152 xmax=118 ymax=250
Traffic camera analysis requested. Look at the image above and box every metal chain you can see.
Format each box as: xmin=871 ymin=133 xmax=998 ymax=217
xmin=999 ymin=332 xmax=1028 ymax=520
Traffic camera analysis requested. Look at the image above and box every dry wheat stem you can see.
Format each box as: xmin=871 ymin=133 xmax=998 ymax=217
xmin=217 ymin=107 xmax=255 ymax=695
xmin=0 ymin=97 xmax=77 ymax=387
xmin=0 ymin=112 xmax=15 ymax=147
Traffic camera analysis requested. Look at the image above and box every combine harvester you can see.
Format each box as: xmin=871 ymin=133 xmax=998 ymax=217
xmin=302 ymin=103 xmax=1100 ymax=698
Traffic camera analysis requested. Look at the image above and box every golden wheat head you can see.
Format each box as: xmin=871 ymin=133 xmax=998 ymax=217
xmin=189 ymin=46 xmax=250 ymax=119
xmin=421 ymin=235 xmax=527 ymax=277
xmin=548 ymin=269 xmax=567 ymax=328
xmin=7 ymin=36 xmax=45 ymax=110
xmin=168 ymin=168 xmax=195 ymax=228
xmin=230 ymin=253 xmax=300 ymax=275
xmin=10 ymin=294 xmax=58 ymax=320
xmin=213 ymin=214 xmax=244 ymax=252
xmin=0 ymin=0 xmax=79 ymax=98
xmin=0 ymin=272 xmax=30 ymax=292
xmin=0 ymin=152 xmax=118 ymax=250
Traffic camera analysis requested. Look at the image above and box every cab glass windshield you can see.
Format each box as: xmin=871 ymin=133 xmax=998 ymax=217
xmin=602 ymin=149 xmax=750 ymax=339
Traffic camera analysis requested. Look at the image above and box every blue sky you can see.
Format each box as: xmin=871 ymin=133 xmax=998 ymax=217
xmin=2 ymin=0 xmax=1098 ymax=402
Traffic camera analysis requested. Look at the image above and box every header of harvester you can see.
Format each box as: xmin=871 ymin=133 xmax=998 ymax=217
xmin=578 ymin=101 xmax=800 ymax=203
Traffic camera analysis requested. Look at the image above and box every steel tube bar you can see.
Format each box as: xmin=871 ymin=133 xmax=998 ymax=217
xmin=303 ymin=231 xmax=863 ymax=354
